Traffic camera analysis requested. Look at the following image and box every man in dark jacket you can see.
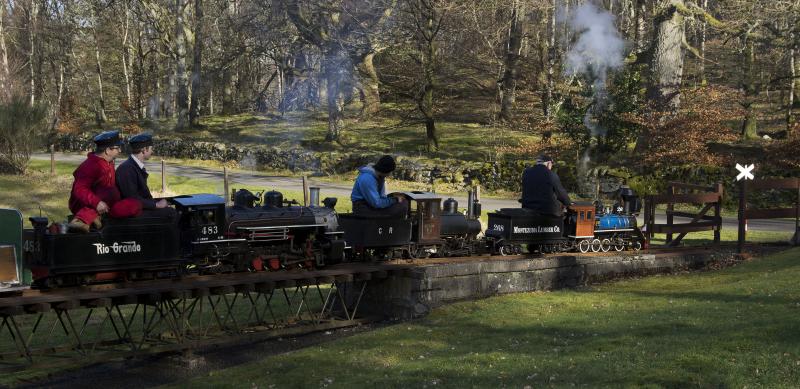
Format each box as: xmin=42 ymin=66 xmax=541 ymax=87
xmin=521 ymin=155 xmax=572 ymax=216
xmin=350 ymin=155 xmax=408 ymax=217
xmin=67 ymin=131 xmax=142 ymax=232
xmin=116 ymin=133 xmax=170 ymax=213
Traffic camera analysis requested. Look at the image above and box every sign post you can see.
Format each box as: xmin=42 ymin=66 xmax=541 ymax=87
xmin=736 ymin=163 xmax=754 ymax=253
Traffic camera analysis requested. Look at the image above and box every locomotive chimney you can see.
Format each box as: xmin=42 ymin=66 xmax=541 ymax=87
xmin=467 ymin=189 xmax=474 ymax=218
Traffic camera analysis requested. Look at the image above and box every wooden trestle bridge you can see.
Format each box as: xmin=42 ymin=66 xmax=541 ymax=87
xmin=0 ymin=262 xmax=413 ymax=371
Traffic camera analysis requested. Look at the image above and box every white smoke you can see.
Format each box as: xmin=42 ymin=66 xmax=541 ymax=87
xmin=563 ymin=1 xmax=626 ymax=137
xmin=561 ymin=1 xmax=626 ymax=198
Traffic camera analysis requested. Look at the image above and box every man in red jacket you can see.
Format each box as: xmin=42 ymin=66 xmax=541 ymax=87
xmin=67 ymin=130 xmax=142 ymax=232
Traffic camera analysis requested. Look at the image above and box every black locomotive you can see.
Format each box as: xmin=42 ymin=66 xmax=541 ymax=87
xmin=339 ymin=191 xmax=483 ymax=260
xmin=23 ymin=189 xmax=346 ymax=287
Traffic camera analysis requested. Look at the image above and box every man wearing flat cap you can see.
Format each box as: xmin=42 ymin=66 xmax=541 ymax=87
xmin=67 ymin=130 xmax=142 ymax=232
xmin=350 ymin=155 xmax=408 ymax=217
xmin=116 ymin=133 xmax=170 ymax=212
xmin=521 ymin=155 xmax=572 ymax=216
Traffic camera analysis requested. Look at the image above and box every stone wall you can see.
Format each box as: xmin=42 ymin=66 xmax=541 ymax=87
xmin=357 ymin=250 xmax=741 ymax=319
xmin=52 ymin=133 xmax=528 ymax=190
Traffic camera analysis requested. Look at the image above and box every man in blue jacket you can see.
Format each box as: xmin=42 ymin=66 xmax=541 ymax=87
xmin=351 ymin=155 xmax=408 ymax=217
xmin=521 ymin=155 xmax=572 ymax=216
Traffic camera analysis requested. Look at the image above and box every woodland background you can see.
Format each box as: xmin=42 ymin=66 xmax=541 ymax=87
xmin=0 ymin=0 xmax=799 ymax=197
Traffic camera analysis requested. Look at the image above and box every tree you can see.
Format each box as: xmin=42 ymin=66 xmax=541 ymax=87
xmin=407 ymin=0 xmax=448 ymax=152
xmin=647 ymin=0 xmax=686 ymax=112
xmin=498 ymin=0 xmax=526 ymax=122
xmin=0 ymin=96 xmax=47 ymax=174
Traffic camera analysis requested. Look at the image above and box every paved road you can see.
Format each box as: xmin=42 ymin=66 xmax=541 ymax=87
xmin=33 ymin=153 xmax=798 ymax=233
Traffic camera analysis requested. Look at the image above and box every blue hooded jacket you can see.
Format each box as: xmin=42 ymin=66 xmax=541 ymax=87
xmin=351 ymin=165 xmax=397 ymax=209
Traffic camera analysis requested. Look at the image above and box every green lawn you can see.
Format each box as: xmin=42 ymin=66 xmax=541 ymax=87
xmin=137 ymin=106 xmax=538 ymax=163
xmin=167 ymin=247 xmax=800 ymax=388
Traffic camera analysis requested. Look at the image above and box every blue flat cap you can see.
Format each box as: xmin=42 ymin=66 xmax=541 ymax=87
xmin=93 ymin=130 xmax=124 ymax=148
xmin=128 ymin=133 xmax=153 ymax=148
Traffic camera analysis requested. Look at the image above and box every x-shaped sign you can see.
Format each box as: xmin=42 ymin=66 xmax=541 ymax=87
xmin=736 ymin=163 xmax=754 ymax=181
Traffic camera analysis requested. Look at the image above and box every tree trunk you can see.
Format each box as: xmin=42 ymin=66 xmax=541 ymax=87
xmin=147 ymin=44 xmax=160 ymax=119
xmin=0 ymin=0 xmax=11 ymax=101
xmin=189 ymin=0 xmax=203 ymax=126
xmin=209 ymin=80 xmax=214 ymax=115
xmin=222 ymin=67 xmax=234 ymax=114
xmin=28 ymin=0 xmax=37 ymax=106
xmin=499 ymin=0 xmax=526 ymax=122
xmin=175 ymin=0 xmax=189 ymax=131
xmin=741 ymin=38 xmax=758 ymax=139
xmin=699 ymin=0 xmax=708 ymax=86
xmin=647 ymin=0 xmax=685 ymax=112
xmin=91 ymin=9 xmax=108 ymax=124
xmin=634 ymin=0 xmax=647 ymax=54
xmin=323 ymin=46 xmax=347 ymax=142
xmin=422 ymin=38 xmax=438 ymax=152
xmin=788 ymin=33 xmax=796 ymax=128
xmin=136 ymin=22 xmax=145 ymax=119
xmin=355 ymin=52 xmax=380 ymax=118
xmin=121 ymin=3 xmax=132 ymax=108
xmin=544 ymin=0 xmax=557 ymax=118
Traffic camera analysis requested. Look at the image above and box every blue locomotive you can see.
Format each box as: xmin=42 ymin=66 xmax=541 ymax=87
xmin=485 ymin=186 xmax=645 ymax=255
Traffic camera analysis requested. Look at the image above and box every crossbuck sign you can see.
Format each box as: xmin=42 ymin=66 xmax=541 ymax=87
xmin=736 ymin=163 xmax=755 ymax=181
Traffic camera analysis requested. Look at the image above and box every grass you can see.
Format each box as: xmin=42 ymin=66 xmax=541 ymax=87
xmin=165 ymin=247 xmax=800 ymax=388
xmin=648 ymin=229 xmax=794 ymax=247
xmin=126 ymin=101 xmax=536 ymax=163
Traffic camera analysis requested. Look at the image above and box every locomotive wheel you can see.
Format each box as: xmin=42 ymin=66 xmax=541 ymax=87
xmin=267 ymin=258 xmax=281 ymax=271
xmin=591 ymin=239 xmax=602 ymax=253
xmin=578 ymin=240 xmax=591 ymax=253
xmin=499 ymin=245 xmax=511 ymax=256
xmin=600 ymin=239 xmax=611 ymax=252
xmin=613 ymin=242 xmax=625 ymax=251
xmin=633 ymin=241 xmax=642 ymax=251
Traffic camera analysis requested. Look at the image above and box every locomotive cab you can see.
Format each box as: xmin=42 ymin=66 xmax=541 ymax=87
xmin=172 ymin=193 xmax=249 ymax=265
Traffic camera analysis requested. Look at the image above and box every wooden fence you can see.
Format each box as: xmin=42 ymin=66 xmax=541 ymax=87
xmin=643 ymin=182 xmax=724 ymax=247
xmin=738 ymin=178 xmax=800 ymax=252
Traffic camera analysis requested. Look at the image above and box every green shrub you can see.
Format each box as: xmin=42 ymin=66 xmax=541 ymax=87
xmin=0 ymin=96 xmax=48 ymax=174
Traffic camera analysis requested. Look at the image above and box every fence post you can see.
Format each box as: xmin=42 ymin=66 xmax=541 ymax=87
xmin=48 ymin=145 xmax=55 ymax=175
xmin=643 ymin=196 xmax=651 ymax=245
xmin=794 ymin=182 xmax=799 ymax=245
xmin=666 ymin=185 xmax=675 ymax=245
xmin=161 ymin=159 xmax=166 ymax=194
xmin=738 ymin=180 xmax=747 ymax=253
xmin=302 ymin=176 xmax=309 ymax=206
xmin=714 ymin=183 xmax=723 ymax=245
xmin=223 ymin=167 xmax=229 ymax=205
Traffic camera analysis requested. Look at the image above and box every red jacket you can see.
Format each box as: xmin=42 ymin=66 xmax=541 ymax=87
xmin=69 ymin=152 xmax=120 ymax=213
